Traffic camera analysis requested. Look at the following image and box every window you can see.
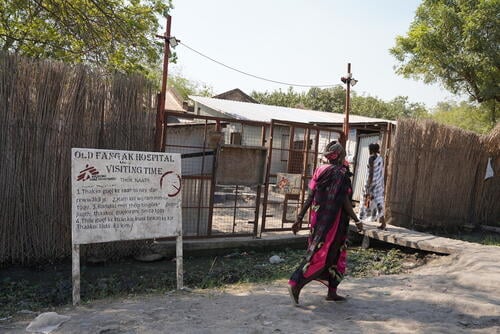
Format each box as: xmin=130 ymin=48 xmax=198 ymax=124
xmin=230 ymin=132 xmax=242 ymax=145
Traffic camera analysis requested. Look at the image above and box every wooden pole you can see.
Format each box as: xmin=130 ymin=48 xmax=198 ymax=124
xmin=155 ymin=15 xmax=172 ymax=152
xmin=342 ymin=63 xmax=352 ymax=147
xmin=72 ymin=244 xmax=80 ymax=305
xmin=176 ymin=234 xmax=184 ymax=290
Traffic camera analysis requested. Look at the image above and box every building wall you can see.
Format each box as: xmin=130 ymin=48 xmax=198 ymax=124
xmin=194 ymin=99 xmax=386 ymax=188
xmin=195 ymin=102 xmax=226 ymax=118
xmin=165 ymin=125 xmax=215 ymax=176
xmin=224 ymin=123 xmax=263 ymax=147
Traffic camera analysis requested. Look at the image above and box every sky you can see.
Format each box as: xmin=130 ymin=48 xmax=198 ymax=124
xmin=168 ymin=0 xmax=464 ymax=109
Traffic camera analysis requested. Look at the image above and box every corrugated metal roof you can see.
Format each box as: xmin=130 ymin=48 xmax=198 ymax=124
xmin=189 ymin=95 xmax=395 ymax=125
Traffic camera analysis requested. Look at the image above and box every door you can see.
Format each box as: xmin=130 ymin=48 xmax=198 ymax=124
xmin=352 ymin=134 xmax=380 ymax=202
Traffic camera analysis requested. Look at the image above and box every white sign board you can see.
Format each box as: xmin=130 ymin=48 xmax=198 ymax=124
xmin=71 ymin=148 xmax=182 ymax=244
xmin=276 ymin=173 xmax=302 ymax=195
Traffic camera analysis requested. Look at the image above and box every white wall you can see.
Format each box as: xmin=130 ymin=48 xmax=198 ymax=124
xmin=195 ymin=102 xmax=226 ymax=118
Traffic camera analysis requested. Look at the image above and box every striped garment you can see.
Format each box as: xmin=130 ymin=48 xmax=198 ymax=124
xmin=360 ymin=154 xmax=385 ymax=221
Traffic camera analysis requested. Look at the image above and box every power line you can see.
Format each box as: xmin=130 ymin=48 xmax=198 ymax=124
xmin=178 ymin=41 xmax=338 ymax=88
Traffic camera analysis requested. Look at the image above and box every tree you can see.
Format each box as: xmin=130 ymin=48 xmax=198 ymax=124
xmin=304 ymin=86 xmax=345 ymax=113
xmin=251 ymin=86 xmax=345 ymax=112
xmin=0 ymin=0 xmax=172 ymax=79
xmin=168 ymin=73 xmax=213 ymax=100
xmin=350 ymin=94 xmax=387 ymax=119
xmin=431 ymin=101 xmax=494 ymax=133
xmin=251 ymin=86 xmax=430 ymax=120
xmin=390 ymin=0 xmax=499 ymax=124
xmin=251 ymin=87 xmax=305 ymax=108
xmin=385 ymin=96 xmax=428 ymax=119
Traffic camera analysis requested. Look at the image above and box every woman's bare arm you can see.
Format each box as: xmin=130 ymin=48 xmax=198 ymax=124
xmin=343 ymin=196 xmax=363 ymax=231
xmin=292 ymin=189 xmax=314 ymax=234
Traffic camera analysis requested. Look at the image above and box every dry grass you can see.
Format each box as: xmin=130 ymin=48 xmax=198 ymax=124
xmin=481 ymin=123 xmax=500 ymax=155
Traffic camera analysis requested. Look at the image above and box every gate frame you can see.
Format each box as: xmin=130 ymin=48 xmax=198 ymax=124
xmin=164 ymin=111 xmax=268 ymax=238
xmin=163 ymin=112 xmax=392 ymax=237
xmin=260 ymin=119 xmax=343 ymax=234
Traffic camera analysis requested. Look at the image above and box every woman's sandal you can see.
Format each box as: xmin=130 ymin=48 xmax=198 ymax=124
xmin=325 ymin=293 xmax=347 ymax=302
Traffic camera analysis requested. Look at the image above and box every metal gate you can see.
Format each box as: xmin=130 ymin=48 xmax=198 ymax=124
xmin=165 ymin=113 xmax=344 ymax=236
xmin=164 ymin=112 xmax=267 ymax=238
xmin=260 ymin=120 xmax=342 ymax=233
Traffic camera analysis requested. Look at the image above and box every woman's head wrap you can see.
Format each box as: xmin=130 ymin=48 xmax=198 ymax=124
xmin=323 ymin=141 xmax=345 ymax=162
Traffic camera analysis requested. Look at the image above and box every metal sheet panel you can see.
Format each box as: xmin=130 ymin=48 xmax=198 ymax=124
xmin=190 ymin=95 xmax=395 ymax=125
xmin=182 ymin=178 xmax=210 ymax=236
xmin=215 ymin=145 xmax=267 ymax=186
xmin=352 ymin=135 xmax=381 ymax=202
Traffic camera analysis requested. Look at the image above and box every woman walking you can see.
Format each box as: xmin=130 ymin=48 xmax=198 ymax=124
xmin=288 ymin=141 xmax=362 ymax=305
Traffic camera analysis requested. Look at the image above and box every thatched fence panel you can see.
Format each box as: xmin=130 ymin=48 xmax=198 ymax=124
xmin=385 ymin=120 xmax=423 ymax=227
xmin=0 ymin=53 xmax=157 ymax=265
xmin=386 ymin=119 xmax=499 ymax=231
xmin=475 ymin=125 xmax=500 ymax=226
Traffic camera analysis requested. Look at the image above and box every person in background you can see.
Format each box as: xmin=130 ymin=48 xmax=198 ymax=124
xmin=359 ymin=143 xmax=386 ymax=230
xmin=288 ymin=141 xmax=362 ymax=305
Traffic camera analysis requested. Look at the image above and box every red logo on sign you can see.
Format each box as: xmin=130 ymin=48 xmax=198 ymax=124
xmin=77 ymin=165 xmax=99 ymax=181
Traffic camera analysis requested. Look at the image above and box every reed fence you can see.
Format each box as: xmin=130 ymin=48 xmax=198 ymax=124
xmin=386 ymin=119 xmax=499 ymax=231
xmin=1 ymin=53 xmax=498 ymax=265
xmin=475 ymin=123 xmax=500 ymax=227
xmin=0 ymin=53 xmax=157 ymax=265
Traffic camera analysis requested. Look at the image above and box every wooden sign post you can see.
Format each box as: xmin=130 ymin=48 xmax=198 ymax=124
xmin=71 ymin=148 xmax=183 ymax=305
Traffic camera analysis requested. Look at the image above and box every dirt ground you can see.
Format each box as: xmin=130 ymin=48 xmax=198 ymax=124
xmin=2 ymin=243 xmax=499 ymax=334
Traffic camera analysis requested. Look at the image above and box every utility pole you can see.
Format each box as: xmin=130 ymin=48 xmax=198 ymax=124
xmin=155 ymin=15 xmax=173 ymax=152
xmin=341 ymin=63 xmax=356 ymax=147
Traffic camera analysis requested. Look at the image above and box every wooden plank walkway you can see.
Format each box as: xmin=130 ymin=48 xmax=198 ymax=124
xmin=155 ymin=221 xmax=477 ymax=256
xmin=350 ymin=221 xmax=474 ymax=255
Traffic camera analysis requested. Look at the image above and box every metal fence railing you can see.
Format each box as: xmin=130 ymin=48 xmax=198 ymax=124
xmin=260 ymin=120 xmax=342 ymax=233
xmin=164 ymin=112 xmax=267 ymax=237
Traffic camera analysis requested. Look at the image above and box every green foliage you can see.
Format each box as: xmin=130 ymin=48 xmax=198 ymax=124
xmin=351 ymin=94 xmax=428 ymax=119
xmin=431 ymin=101 xmax=497 ymax=133
xmin=251 ymin=86 xmax=345 ymax=112
xmin=0 ymin=0 xmax=172 ymax=79
xmin=168 ymin=74 xmax=213 ymax=100
xmin=304 ymin=86 xmax=345 ymax=113
xmin=251 ymin=87 xmax=430 ymax=120
xmin=251 ymin=87 xmax=306 ymax=108
xmin=390 ymin=0 xmax=500 ymax=123
xmin=436 ymin=230 xmax=500 ymax=246
xmin=386 ymin=96 xmax=429 ymax=119
xmin=347 ymin=248 xmax=404 ymax=277
xmin=350 ymin=95 xmax=391 ymax=119
xmin=251 ymin=86 xmax=495 ymax=133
